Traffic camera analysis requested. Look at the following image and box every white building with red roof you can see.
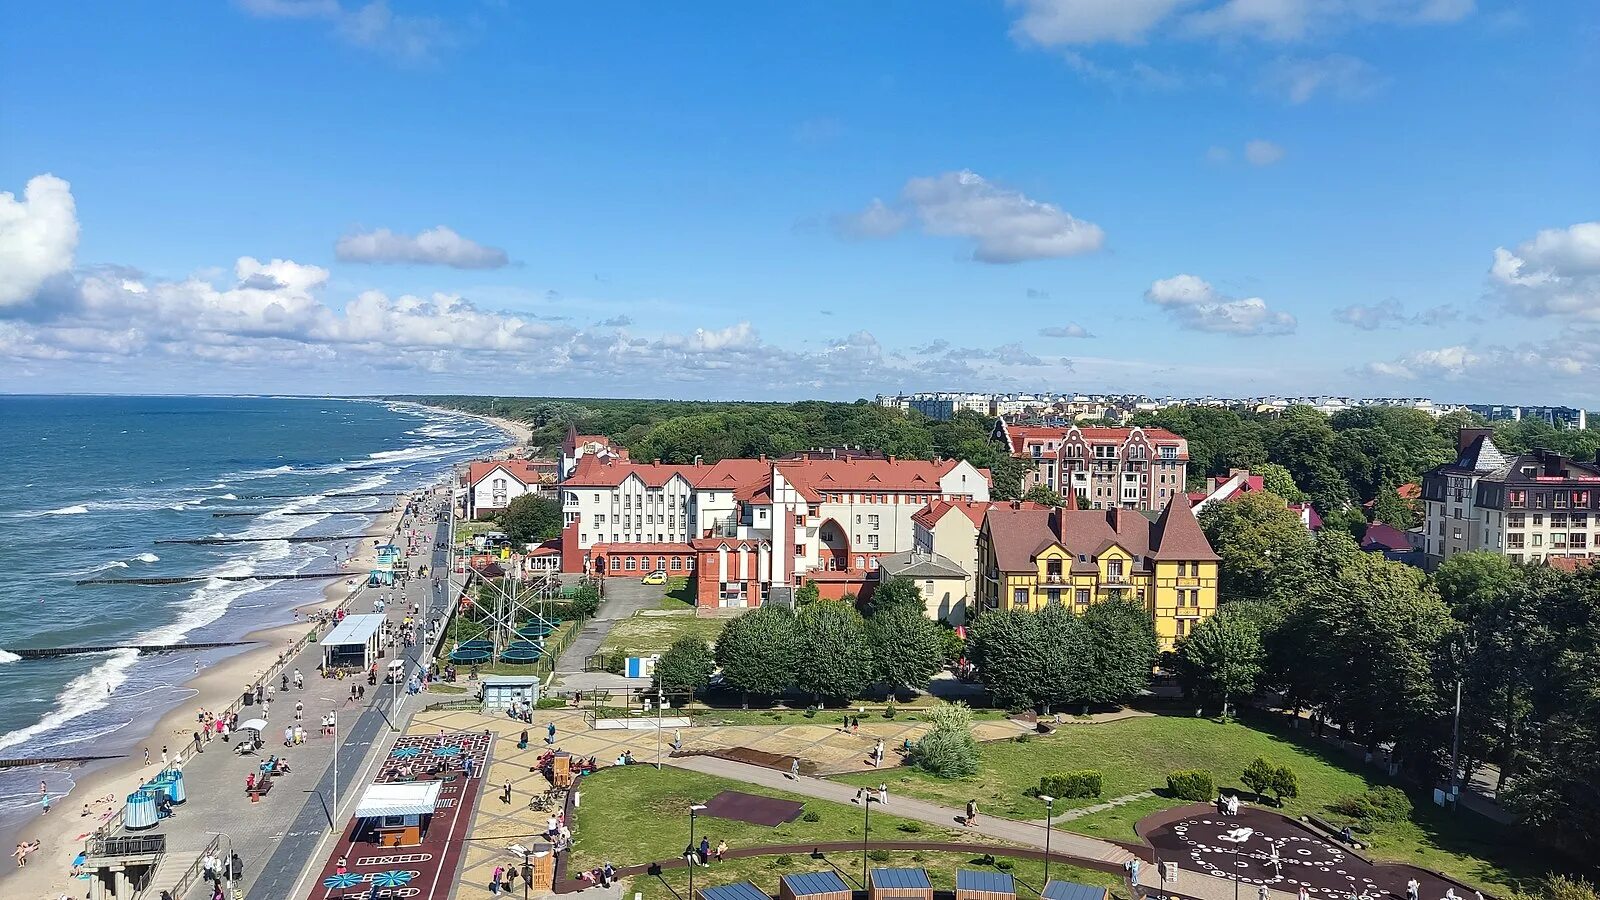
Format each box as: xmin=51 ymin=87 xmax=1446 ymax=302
xmin=991 ymin=420 xmax=1189 ymax=511
xmin=560 ymin=424 xmax=630 ymax=479
xmin=556 ymin=451 xmax=991 ymax=608
xmin=465 ymin=458 xmax=555 ymax=519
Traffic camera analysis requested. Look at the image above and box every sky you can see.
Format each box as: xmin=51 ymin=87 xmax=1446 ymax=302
xmin=1 ymin=0 xmax=1597 ymax=404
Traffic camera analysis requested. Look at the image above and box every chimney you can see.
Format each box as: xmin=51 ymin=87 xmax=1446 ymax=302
xmin=888 ymin=455 xmax=896 ymax=464
xmin=653 ymin=458 xmax=662 ymax=465
xmin=1458 ymin=426 xmax=1492 ymax=453
xmin=693 ymin=455 xmax=703 ymax=466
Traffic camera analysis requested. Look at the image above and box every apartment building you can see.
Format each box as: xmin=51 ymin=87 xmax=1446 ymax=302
xmin=992 ymin=420 xmax=1190 ymax=511
xmin=976 ymin=498 xmax=1220 ymax=650
xmin=1422 ymin=429 xmax=1600 ymax=567
xmin=556 ymin=452 xmax=992 ymax=607
xmin=464 ymin=458 xmax=555 ymax=519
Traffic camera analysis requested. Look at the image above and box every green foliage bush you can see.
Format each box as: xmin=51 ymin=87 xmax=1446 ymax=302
xmin=1167 ymin=770 xmax=1215 ymax=802
xmin=1241 ymin=757 xmax=1276 ymax=796
xmin=1039 ymin=770 xmax=1102 ymax=799
xmin=1331 ymin=786 xmax=1413 ymax=823
xmin=910 ymin=701 xmax=979 ymax=778
xmin=896 ymin=821 xmax=923 ymax=833
xmin=868 ymin=849 xmax=892 ymax=862
xmin=994 ymin=859 xmax=1015 ymax=871
xmin=800 ymin=810 xmax=821 ymax=823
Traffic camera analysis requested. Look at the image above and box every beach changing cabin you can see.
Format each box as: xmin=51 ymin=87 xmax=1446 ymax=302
xmin=956 ymin=870 xmax=1016 ymax=900
xmin=699 ymin=881 xmax=772 ymax=900
xmin=353 ymin=780 xmax=443 ymax=848
xmin=1042 ymin=881 xmax=1110 ymax=900
xmin=870 ymin=868 xmax=933 ymax=900
xmin=780 ymin=871 xmax=851 ymax=900
xmin=321 ymin=613 xmax=385 ymax=671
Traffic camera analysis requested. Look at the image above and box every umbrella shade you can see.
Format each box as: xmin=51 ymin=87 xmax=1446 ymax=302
xmin=238 ymin=719 xmax=269 ymax=732
xmin=431 ymin=745 xmax=461 ymax=757
xmin=390 ymin=746 xmax=422 ymax=759
xmin=323 ymin=873 xmax=364 ymax=889
xmin=371 ymin=870 xmax=415 ymax=887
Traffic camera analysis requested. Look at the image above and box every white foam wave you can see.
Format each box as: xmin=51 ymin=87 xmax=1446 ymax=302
xmin=216 ymin=493 xmax=238 ymax=501
xmin=368 ymin=445 xmax=442 ymax=461
xmin=0 ymin=649 xmax=139 ymax=753
xmin=133 ymin=553 xmax=160 ymax=563
xmin=45 ymin=505 xmax=89 ymax=516
xmin=0 ymin=649 xmax=20 ymax=664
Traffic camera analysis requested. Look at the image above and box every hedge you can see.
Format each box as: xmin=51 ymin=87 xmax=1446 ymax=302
xmin=1039 ymin=770 xmax=1102 ymax=800
xmin=1167 ymin=770 xmax=1215 ymax=802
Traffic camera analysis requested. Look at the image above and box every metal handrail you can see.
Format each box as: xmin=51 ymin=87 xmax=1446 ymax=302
xmin=87 ymin=833 xmax=167 ymax=858
xmin=133 ymin=833 xmax=221 ymax=900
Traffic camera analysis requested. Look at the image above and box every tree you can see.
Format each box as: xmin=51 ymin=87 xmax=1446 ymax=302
xmin=864 ymin=576 xmax=924 ymax=618
xmin=1241 ymin=757 xmax=1276 ymax=798
xmin=497 ymin=494 xmax=562 ymax=543
xmin=1022 ymin=485 xmax=1064 ymax=506
xmin=1269 ymin=765 xmax=1299 ymax=805
xmin=1372 ymin=478 xmax=1419 ymax=528
xmin=655 ymin=636 xmax=714 ymax=696
xmin=1075 ymin=599 xmax=1158 ymax=706
xmin=714 ymin=606 xmax=802 ymax=701
xmin=1260 ymin=463 xmax=1306 ymax=503
xmin=568 ymin=584 xmax=601 ymax=618
xmin=794 ymin=580 xmax=821 ymax=606
xmin=1434 ymin=551 xmax=1518 ymax=616
xmin=1199 ymin=492 xmax=1314 ymax=606
xmin=1178 ymin=609 xmax=1264 ymax=717
xmin=967 ymin=609 xmax=1046 ymax=709
xmin=795 ymin=600 xmax=875 ymax=701
xmin=910 ymin=701 xmax=979 ymax=778
xmin=867 ymin=605 xmax=944 ymax=693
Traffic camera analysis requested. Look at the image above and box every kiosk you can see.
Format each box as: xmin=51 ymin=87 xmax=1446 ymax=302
xmin=353 ymin=780 xmax=443 ymax=849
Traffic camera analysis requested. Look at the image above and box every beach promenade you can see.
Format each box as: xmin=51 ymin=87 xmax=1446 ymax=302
xmin=56 ymin=485 xmax=456 ymax=900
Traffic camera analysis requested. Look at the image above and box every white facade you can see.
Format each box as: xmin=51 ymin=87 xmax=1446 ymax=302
xmin=468 ymin=464 xmax=541 ymax=519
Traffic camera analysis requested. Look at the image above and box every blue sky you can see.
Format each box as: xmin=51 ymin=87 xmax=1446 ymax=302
xmin=1 ymin=0 xmax=1596 ymax=403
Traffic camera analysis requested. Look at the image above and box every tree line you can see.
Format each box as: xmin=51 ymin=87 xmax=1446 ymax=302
xmin=1188 ymin=490 xmax=1600 ymax=856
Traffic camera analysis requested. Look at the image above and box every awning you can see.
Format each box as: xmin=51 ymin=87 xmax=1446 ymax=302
xmin=322 ymin=613 xmax=385 ymax=648
xmin=354 ymin=781 xmax=444 ymax=819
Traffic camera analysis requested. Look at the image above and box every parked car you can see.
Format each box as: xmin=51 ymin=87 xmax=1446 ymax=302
xmin=641 ymin=570 xmax=668 ymax=585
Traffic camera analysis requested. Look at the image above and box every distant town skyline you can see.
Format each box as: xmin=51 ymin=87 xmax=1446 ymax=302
xmin=1 ymin=2 xmax=1596 ymax=403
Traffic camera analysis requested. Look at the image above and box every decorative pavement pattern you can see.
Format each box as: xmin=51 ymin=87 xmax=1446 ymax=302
xmin=1142 ymin=806 xmax=1466 ymax=900
xmin=302 ymin=731 xmax=491 ymax=899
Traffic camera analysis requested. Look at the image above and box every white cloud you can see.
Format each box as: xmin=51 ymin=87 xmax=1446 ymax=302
xmin=0 ymin=174 xmax=79 ymax=309
xmin=1333 ymin=299 xmax=1459 ymax=329
xmin=1039 ymin=323 xmax=1094 ymax=338
xmin=1261 ymin=54 xmax=1384 ymax=103
xmin=235 ymin=0 xmax=450 ymax=62
xmin=1243 ymin=139 xmax=1286 ymax=166
xmin=1145 ymin=273 xmax=1297 ymax=335
xmin=837 ymin=170 xmax=1104 ymax=264
xmin=335 ymin=226 xmax=509 ymax=269
xmin=1489 ymin=221 xmax=1600 ymax=319
xmin=1365 ymin=338 xmax=1596 ymax=387
xmin=1008 ymin=0 xmax=1196 ymax=46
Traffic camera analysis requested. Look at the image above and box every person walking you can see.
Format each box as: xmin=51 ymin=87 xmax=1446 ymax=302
xmin=160 ymin=746 xmax=168 ymax=766
xmin=698 ymin=837 xmax=710 ymax=867
xmin=502 ymin=781 xmax=512 ymax=804
xmin=965 ymin=799 xmax=979 ymax=826
xmin=490 ymin=865 xmax=504 ymax=895
xmin=546 ymin=722 xmax=556 ymax=745
xmin=143 ymin=748 xmax=150 ymax=766
xmin=789 ymin=757 xmax=800 ymax=780
xmin=877 ymin=783 xmax=888 ymax=805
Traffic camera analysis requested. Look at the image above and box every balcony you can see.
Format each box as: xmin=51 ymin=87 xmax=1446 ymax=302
xmin=1044 ymin=573 xmax=1064 ymax=584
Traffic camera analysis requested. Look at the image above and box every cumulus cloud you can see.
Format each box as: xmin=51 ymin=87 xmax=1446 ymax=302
xmin=1010 ymin=0 xmax=1472 ymax=46
xmin=1145 ymin=274 xmax=1296 ymax=335
xmin=1039 ymin=323 xmax=1094 ymax=338
xmin=0 ymin=174 xmax=79 ymax=309
xmin=335 ymin=226 xmax=509 ymax=269
xmin=1365 ymin=338 xmax=1596 ymax=386
xmin=235 ymin=0 xmax=451 ymax=62
xmin=1489 ymin=221 xmax=1600 ymax=319
xmin=1261 ymin=54 xmax=1385 ymax=103
xmin=1243 ymin=139 xmax=1286 ymax=166
xmin=835 ymin=170 xmax=1104 ymax=264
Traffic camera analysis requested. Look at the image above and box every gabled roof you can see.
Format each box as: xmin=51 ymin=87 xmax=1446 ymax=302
xmin=1150 ymin=495 xmax=1220 ymax=561
xmin=563 ymin=455 xmax=703 ymax=488
xmin=468 ymin=459 xmax=546 ymax=488
xmin=1361 ymin=522 xmax=1412 ymax=552
xmin=913 ymin=499 xmax=1034 ymax=530
xmin=777 ymin=457 xmax=978 ymax=497
xmin=983 ymin=497 xmax=1217 ymax=572
xmin=878 ymin=549 xmax=968 ymax=579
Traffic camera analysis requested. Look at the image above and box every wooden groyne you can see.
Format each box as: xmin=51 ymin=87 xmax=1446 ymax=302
xmin=0 ymin=755 xmax=124 ymax=770
xmin=238 ymin=491 xmax=398 ymax=499
xmin=210 ymin=509 xmax=381 ymax=517
xmin=10 ymin=641 xmax=254 ymax=660
xmin=76 ymin=571 xmax=355 ymax=586
xmin=153 ymin=533 xmax=372 ymax=545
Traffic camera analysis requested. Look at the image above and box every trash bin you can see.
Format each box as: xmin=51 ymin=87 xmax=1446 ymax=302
xmin=242 ymin=690 xmax=255 ymax=707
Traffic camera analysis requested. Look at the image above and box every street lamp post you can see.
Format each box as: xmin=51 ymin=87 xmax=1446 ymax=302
xmin=319 ymin=700 xmax=344 ymax=834
xmin=206 ymin=831 xmax=235 ymax=899
xmin=1038 ymin=794 xmax=1055 ymax=886
xmin=656 ymin=687 xmax=665 ymax=770
xmin=861 ymin=793 xmax=878 ymax=890
xmin=689 ymin=803 xmax=707 ymax=900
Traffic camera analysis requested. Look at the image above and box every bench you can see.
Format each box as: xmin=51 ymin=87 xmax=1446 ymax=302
xmin=1304 ymin=814 xmax=1365 ymax=850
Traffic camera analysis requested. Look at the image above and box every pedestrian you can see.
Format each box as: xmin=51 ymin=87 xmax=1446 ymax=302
xmin=672 ymin=728 xmax=682 ymax=751
xmin=965 ymin=798 xmax=979 ymax=826
xmin=491 ymin=865 xmax=504 ymax=895
xmin=546 ymin=722 xmax=556 ymax=745
xmin=144 ymin=748 xmax=150 ymax=766
xmin=789 ymin=757 xmax=800 ymax=780
xmin=683 ymin=844 xmax=698 ymax=868
xmin=283 ymin=725 xmax=293 ymax=747
xmin=602 ymin=861 xmax=615 ymax=886
xmin=873 ymin=739 xmax=884 ymax=767
xmin=1407 ymin=879 xmax=1421 ymax=900
xmin=1258 ymin=886 xmax=1268 ymax=900
xmin=1298 ymin=887 xmax=1310 ymax=900
xmin=160 ymin=746 xmax=168 ymax=766
xmin=715 ymin=839 xmax=727 ymax=862
xmin=877 ymin=783 xmax=888 ymax=805
xmin=518 ymin=729 xmax=528 ymax=750
xmin=193 ymin=731 xmax=203 ymax=754
xmin=699 ymin=837 xmax=710 ymax=866
xmin=502 ymin=781 xmax=512 ymax=804
xmin=336 ymin=857 xmax=347 ymax=876
xmin=357 ymin=684 xmax=365 ymax=700
xmin=853 ymin=787 xmax=866 ymax=804
xmin=294 ymin=701 xmax=303 ymax=720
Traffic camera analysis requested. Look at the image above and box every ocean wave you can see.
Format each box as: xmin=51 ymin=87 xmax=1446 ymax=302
xmin=0 ymin=649 xmax=139 ymax=753
xmin=133 ymin=553 xmax=160 ymax=564
xmin=79 ymin=560 xmax=130 ymax=575
xmin=0 ymin=649 xmax=20 ymax=664
xmin=215 ymin=493 xmax=238 ymax=501
xmin=368 ymin=444 xmax=441 ymax=461
xmin=39 ymin=504 xmax=89 ymax=517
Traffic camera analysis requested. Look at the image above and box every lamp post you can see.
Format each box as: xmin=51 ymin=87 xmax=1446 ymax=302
xmin=206 ymin=831 xmax=234 ymax=899
xmin=656 ymin=687 xmax=665 ymax=770
xmin=319 ymin=700 xmax=343 ymax=834
xmin=1038 ymin=794 xmax=1055 ymax=886
xmin=861 ymin=793 xmax=879 ymax=890
xmin=689 ymin=803 xmax=707 ymax=900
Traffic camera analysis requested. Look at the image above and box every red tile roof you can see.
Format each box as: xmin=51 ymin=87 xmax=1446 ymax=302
xmin=983 ymin=497 xmax=1217 ymax=572
xmin=777 ymin=457 xmax=978 ymax=498
xmin=468 ymin=459 xmax=548 ymax=487
xmin=1548 ymin=556 xmax=1596 ymax=573
xmin=591 ymin=542 xmax=697 ymax=555
xmin=1000 ymin=424 xmax=1188 ymax=457
xmin=563 ymin=456 xmax=705 ymax=488
xmin=1361 ymin=523 xmax=1412 ymax=552
xmin=913 ymin=499 xmax=1041 ymax=530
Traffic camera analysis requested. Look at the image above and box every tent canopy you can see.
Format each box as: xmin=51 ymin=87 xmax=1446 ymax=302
xmin=354 ymin=781 xmax=444 ymax=819
xmin=238 ymin=719 xmax=269 ymax=732
xmin=322 ymin=614 xmax=385 ymax=648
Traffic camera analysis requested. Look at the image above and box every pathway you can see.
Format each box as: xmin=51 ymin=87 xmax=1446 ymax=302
xmin=554 ymin=578 xmax=669 ymax=674
xmin=1044 ymin=791 xmax=1156 ymax=824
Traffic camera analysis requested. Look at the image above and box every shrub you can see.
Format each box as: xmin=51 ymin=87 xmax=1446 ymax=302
xmin=868 ymin=850 xmax=892 ymax=862
xmin=803 ymin=706 xmax=818 ymax=718
xmin=801 ymin=810 xmax=821 ymax=823
xmin=994 ymin=859 xmax=1015 ymax=871
xmin=1039 ymin=770 xmax=1102 ymax=800
xmin=896 ymin=821 xmax=923 ymax=833
xmin=1331 ymin=787 xmax=1413 ymax=823
xmin=771 ymin=855 xmax=794 ymax=868
xmin=1241 ymin=757 xmax=1276 ymax=797
xmin=1167 ymin=770 xmax=1215 ymax=802
xmin=884 ymin=701 xmax=897 ymax=719
xmin=535 ymin=698 xmax=567 ymax=709
xmin=910 ymin=701 xmax=979 ymax=778
xmin=1013 ymin=733 xmax=1031 ymax=744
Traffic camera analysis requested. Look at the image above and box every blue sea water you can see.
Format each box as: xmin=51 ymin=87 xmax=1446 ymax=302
xmin=0 ymin=395 xmax=505 ymax=828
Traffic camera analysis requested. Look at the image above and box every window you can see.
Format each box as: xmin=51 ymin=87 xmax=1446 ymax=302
xmin=1047 ymin=589 xmax=1061 ymax=604
xmin=867 ymin=514 xmax=880 ymax=528
xmin=670 ymin=557 xmax=681 ymax=571
xmin=1532 ymin=534 xmax=1544 ymax=547
xmin=596 ymin=514 xmax=606 ymax=524
xmin=610 ymin=557 xmax=621 ymax=571
xmin=1508 ymin=490 xmax=1526 ymax=508
xmin=1013 ymin=588 xmax=1028 ymax=608
xmin=1074 ymin=589 xmax=1090 ymax=606
xmin=1108 ymin=559 xmax=1124 ymax=578
xmin=1535 ymin=493 xmax=1547 ymax=509
xmin=580 ymin=533 xmax=587 ymax=544
xmin=867 ymin=534 xmax=879 ymax=550
xmin=625 ymin=557 xmax=636 ymax=570
xmin=1573 ymin=533 xmax=1589 ymax=549
xmin=855 ymin=555 xmax=865 ymax=569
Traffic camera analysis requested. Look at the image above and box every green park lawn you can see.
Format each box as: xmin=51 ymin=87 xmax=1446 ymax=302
xmin=567 ymin=765 xmax=979 ymax=872
xmin=597 ymin=611 xmax=728 ymax=658
xmin=833 ymin=714 xmax=1551 ymax=893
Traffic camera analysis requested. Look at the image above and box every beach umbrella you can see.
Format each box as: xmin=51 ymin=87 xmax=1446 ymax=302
xmin=239 ymin=718 xmax=269 ymax=732
xmin=371 ymin=870 xmax=415 ymax=888
xmin=322 ymin=872 xmax=363 ymax=889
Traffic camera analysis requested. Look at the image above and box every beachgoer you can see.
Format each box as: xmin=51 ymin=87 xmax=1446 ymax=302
xmin=336 ymin=857 xmax=347 ymax=875
xmin=160 ymin=746 xmax=168 ymax=766
xmin=143 ymin=748 xmax=151 ymax=766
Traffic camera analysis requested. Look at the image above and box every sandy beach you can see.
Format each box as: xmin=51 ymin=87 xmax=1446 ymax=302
xmin=0 ymin=505 xmax=406 ymax=899
xmin=1 ymin=404 xmax=522 ymax=898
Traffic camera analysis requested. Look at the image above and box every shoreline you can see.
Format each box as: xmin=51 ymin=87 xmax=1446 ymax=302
xmin=388 ymin=399 xmax=533 ymax=451
xmin=0 ymin=402 xmax=515 ymax=896
xmin=0 ymin=506 xmax=405 ymax=898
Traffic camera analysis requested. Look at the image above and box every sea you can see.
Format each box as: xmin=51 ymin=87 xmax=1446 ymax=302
xmin=0 ymin=395 xmax=508 ymax=834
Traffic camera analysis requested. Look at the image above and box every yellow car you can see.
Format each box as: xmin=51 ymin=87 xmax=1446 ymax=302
xmin=641 ymin=570 xmax=668 ymax=585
